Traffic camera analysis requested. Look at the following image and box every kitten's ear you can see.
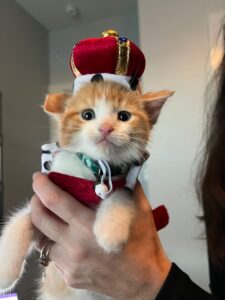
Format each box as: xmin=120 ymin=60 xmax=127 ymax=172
xmin=141 ymin=90 xmax=174 ymax=124
xmin=43 ymin=93 xmax=71 ymax=117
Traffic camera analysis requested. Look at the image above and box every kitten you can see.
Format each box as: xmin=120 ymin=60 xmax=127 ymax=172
xmin=0 ymin=81 xmax=173 ymax=299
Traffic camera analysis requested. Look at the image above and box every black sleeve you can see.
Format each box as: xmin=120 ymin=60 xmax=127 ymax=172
xmin=156 ymin=263 xmax=217 ymax=300
xmin=209 ymin=261 xmax=225 ymax=300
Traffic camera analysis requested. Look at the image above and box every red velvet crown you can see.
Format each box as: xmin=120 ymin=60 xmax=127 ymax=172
xmin=70 ymin=30 xmax=146 ymax=79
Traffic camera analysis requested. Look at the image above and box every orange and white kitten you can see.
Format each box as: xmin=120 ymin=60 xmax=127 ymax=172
xmin=0 ymin=81 xmax=173 ymax=300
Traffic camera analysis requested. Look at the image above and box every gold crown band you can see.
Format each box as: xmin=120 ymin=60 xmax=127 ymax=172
xmin=70 ymin=53 xmax=81 ymax=77
xmin=115 ymin=38 xmax=130 ymax=76
xmin=102 ymin=30 xmax=130 ymax=76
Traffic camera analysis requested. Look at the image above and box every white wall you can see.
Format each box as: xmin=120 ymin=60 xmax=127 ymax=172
xmin=49 ymin=12 xmax=139 ymax=90
xmin=138 ymin=0 xmax=225 ymax=292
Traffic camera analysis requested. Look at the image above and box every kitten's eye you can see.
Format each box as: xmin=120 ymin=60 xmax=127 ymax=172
xmin=118 ymin=111 xmax=131 ymax=122
xmin=81 ymin=109 xmax=95 ymax=121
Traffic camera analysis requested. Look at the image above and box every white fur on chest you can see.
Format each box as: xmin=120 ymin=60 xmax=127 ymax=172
xmin=51 ymin=151 xmax=96 ymax=180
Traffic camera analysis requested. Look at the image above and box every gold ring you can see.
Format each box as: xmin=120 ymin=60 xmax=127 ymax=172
xmin=39 ymin=240 xmax=53 ymax=267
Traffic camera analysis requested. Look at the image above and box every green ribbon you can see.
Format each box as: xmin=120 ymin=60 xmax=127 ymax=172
xmin=76 ymin=153 xmax=102 ymax=178
xmin=76 ymin=151 xmax=150 ymax=180
xmin=76 ymin=152 xmax=130 ymax=179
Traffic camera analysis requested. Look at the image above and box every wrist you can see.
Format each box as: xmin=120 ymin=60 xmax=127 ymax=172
xmin=148 ymin=258 xmax=172 ymax=299
xmin=131 ymin=257 xmax=172 ymax=300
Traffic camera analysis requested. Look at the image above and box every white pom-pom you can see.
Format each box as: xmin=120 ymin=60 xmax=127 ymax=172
xmin=95 ymin=183 xmax=109 ymax=198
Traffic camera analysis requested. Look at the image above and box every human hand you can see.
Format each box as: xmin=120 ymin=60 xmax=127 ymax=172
xmin=31 ymin=172 xmax=171 ymax=300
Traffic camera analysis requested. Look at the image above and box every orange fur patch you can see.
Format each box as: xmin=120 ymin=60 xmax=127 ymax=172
xmin=58 ymin=82 xmax=151 ymax=147
xmin=44 ymin=93 xmax=71 ymax=114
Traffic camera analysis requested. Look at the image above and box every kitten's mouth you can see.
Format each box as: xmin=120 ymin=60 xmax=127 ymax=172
xmin=96 ymin=137 xmax=112 ymax=146
xmin=95 ymin=136 xmax=125 ymax=148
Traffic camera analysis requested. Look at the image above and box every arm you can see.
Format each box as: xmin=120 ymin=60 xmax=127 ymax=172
xmin=31 ymin=172 xmax=170 ymax=299
xmin=30 ymin=172 xmax=213 ymax=299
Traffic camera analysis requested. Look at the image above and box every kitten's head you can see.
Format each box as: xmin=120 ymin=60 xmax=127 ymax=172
xmin=44 ymin=82 xmax=173 ymax=165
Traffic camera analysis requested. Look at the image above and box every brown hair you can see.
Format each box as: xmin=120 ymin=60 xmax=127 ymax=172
xmin=197 ymin=25 xmax=225 ymax=265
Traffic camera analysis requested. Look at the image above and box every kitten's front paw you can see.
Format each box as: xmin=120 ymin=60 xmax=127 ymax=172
xmin=94 ymin=191 xmax=135 ymax=253
xmin=93 ymin=215 xmax=130 ymax=253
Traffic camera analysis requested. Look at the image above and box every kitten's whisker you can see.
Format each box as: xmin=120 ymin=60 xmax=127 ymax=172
xmin=128 ymin=145 xmax=145 ymax=158
xmin=128 ymin=140 xmax=146 ymax=151
xmin=123 ymin=142 xmax=146 ymax=164
xmin=122 ymin=144 xmax=143 ymax=162
xmin=121 ymin=145 xmax=141 ymax=164
xmin=129 ymin=137 xmax=146 ymax=143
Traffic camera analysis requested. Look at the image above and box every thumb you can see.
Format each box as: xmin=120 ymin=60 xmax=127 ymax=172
xmin=134 ymin=183 xmax=169 ymax=231
xmin=133 ymin=182 xmax=156 ymax=227
xmin=134 ymin=182 xmax=153 ymax=213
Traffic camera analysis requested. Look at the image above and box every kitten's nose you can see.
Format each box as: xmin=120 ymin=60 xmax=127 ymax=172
xmin=99 ymin=124 xmax=114 ymax=137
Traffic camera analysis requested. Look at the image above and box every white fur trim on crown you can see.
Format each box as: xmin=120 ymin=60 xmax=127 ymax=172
xmin=73 ymin=73 xmax=132 ymax=94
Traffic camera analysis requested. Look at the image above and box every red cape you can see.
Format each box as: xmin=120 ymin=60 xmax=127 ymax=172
xmin=49 ymin=172 xmax=169 ymax=231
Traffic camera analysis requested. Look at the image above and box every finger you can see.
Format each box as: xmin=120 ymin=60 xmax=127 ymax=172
xmin=30 ymin=194 xmax=68 ymax=242
xmin=33 ymin=228 xmax=48 ymax=251
xmin=47 ymin=242 xmax=74 ymax=272
xmin=32 ymin=172 xmax=94 ymax=225
xmin=47 ymin=242 xmax=92 ymax=289
xmin=47 ymin=242 xmax=62 ymax=266
xmin=38 ymin=241 xmax=63 ymax=270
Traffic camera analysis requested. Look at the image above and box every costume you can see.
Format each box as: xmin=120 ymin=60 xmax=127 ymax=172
xmin=42 ymin=142 xmax=168 ymax=231
xmin=42 ymin=30 xmax=169 ymax=231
